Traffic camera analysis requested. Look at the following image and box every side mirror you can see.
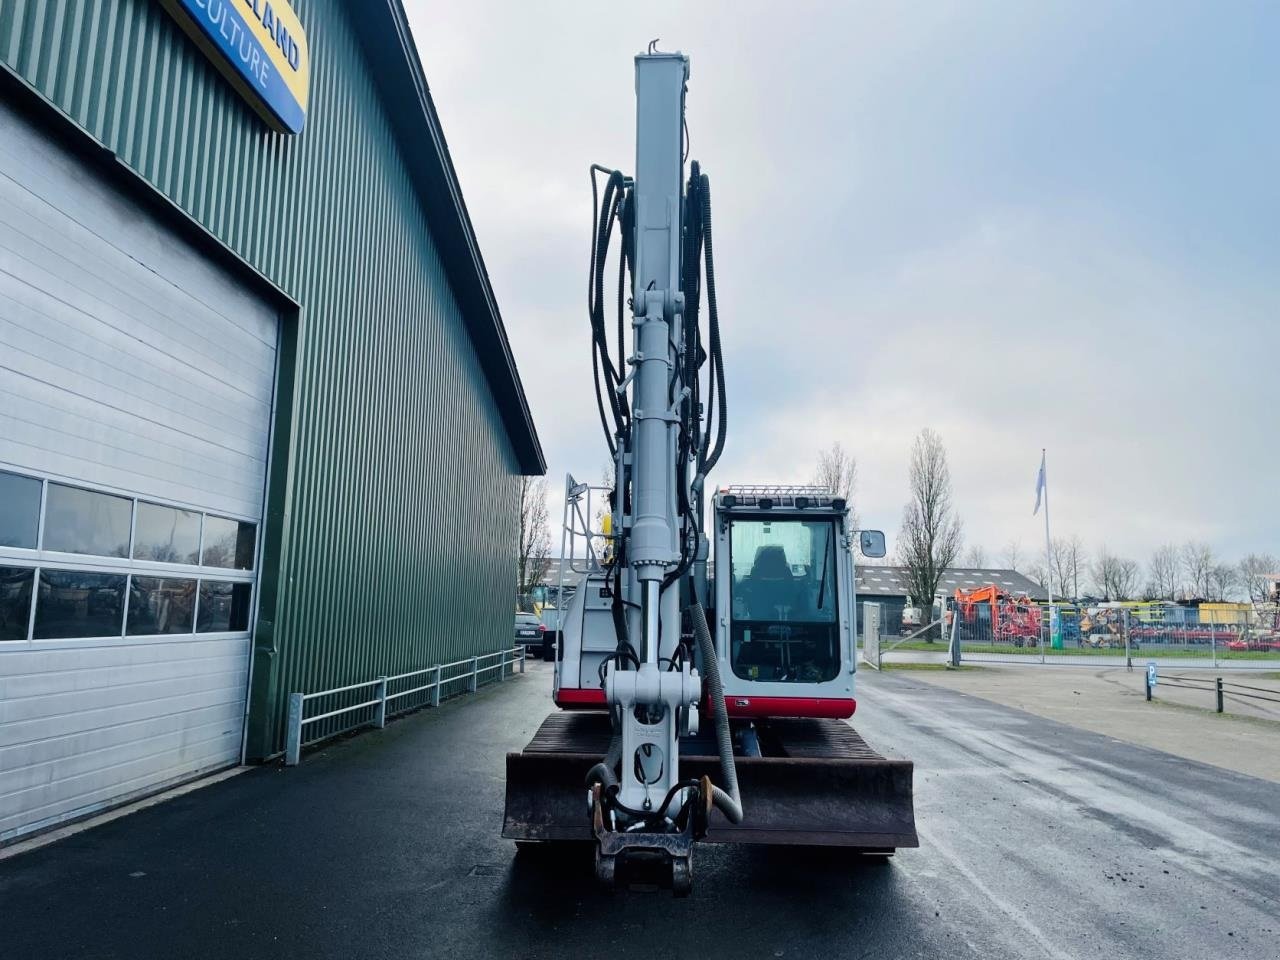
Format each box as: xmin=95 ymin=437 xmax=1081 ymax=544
xmin=859 ymin=530 xmax=886 ymax=558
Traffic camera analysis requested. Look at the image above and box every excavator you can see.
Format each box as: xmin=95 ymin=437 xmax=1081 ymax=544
xmin=502 ymin=47 xmax=918 ymax=894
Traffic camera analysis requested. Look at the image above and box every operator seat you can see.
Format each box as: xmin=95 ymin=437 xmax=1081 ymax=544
xmin=743 ymin=545 xmax=801 ymax=618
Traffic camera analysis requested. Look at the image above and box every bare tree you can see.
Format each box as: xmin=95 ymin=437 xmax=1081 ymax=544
xmin=1239 ymin=553 xmax=1279 ymax=603
xmin=517 ymin=477 xmax=552 ymax=606
xmin=1180 ymin=541 xmax=1214 ymax=599
xmin=591 ymin=462 xmax=614 ymax=559
xmin=813 ymin=442 xmax=859 ymax=528
xmin=1052 ymin=535 xmax=1086 ymax=600
xmin=897 ymin=429 xmax=963 ymax=621
xmin=1092 ymin=546 xmax=1140 ymax=600
xmin=1003 ymin=540 xmax=1022 ymax=573
xmin=963 ymin=545 xmax=987 ymax=568
xmin=1207 ymin=563 xmax=1240 ymax=602
xmin=1026 ymin=561 xmax=1049 ymax=594
xmin=1115 ymin=558 xmax=1140 ymax=600
xmin=1147 ymin=544 xmax=1181 ymax=600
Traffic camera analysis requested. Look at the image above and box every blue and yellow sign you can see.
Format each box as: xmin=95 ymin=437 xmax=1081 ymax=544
xmin=162 ymin=0 xmax=310 ymax=134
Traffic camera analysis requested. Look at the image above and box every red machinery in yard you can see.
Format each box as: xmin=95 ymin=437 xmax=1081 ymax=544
xmin=954 ymin=586 xmax=1042 ymax=647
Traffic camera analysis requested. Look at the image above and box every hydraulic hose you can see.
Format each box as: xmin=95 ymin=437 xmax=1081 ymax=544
xmin=690 ymin=602 xmax=743 ymax=824
xmin=699 ymin=175 xmax=728 ymax=473
xmin=586 ymin=734 xmax=622 ymax=792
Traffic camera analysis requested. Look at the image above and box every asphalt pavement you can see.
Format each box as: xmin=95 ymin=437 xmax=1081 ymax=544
xmin=1 ymin=662 xmax=1276 ymax=960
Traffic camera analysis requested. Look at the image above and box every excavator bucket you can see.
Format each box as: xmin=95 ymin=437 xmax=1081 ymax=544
xmin=503 ymin=713 xmax=918 ymax=850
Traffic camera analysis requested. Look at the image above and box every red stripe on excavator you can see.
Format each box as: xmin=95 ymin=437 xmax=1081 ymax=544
xmin=557 ymin=688 xmax=856 ymax=719
xmin=555 ymin=688 xmax=606 ymax=708
xmin=724 ymin=696 xmax=856 ymax=719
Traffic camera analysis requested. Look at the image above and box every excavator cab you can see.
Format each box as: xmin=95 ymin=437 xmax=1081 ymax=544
xmin=716 ymin=488 xmax=854 ymax=709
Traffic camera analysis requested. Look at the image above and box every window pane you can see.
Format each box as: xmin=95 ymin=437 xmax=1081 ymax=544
xmin=197 ymin=580 xmax=252 ymax=633
xmin=0 ymin=472 xmax=41 ymax=549
xmin=728 ymin=518 xmax=841 ymax=684
xmin=0 ymin=566 xmax=35 ymax=642
xmin=127 ymin=577 xmax=196 ymax=636
xmin=202 ymin=516 xmax=256 ymax=570
xmin=34 ymin=569 xmax=126 ymax=639
xmin=43 ymin=484 xmax=132 ymax=558
xmin=133 ymin=502 xmax=201 ymax=564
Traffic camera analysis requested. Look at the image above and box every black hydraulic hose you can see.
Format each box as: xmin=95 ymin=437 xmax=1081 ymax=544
xmin=588 ymin=168 xmax=630 ymax=446
xmin=699 ymin=174 xmax=728 ymax=473
xmin=591 ymin=341 xmax=616 ymax=458
xmin=586 ymin=736 xmax=623 ymax=793
xmin=605 ymin=778 xmax=700 ymax=824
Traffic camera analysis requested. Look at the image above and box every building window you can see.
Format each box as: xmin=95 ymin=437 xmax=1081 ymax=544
xmin=0 ymin=566 xmax=35 ymax=642
xmin=34 ymin=569 xmax=127 ymax=639
xmin=0 ymin=471 xmax=42 ymax=549
xmin=43 ymin=483 xmax=133 ymax=558
xmin=197 ymin=581 xmax=252 ymax=633
xmin=202 ymin=516 xmax=256 ymax=570
xmin=127 ymin=577 xmax=197 ymax=636
xmin=133 ymin=502 xmax=201 ymax=565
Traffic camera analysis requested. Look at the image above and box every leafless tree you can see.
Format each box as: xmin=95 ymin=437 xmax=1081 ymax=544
xmin=897 ymin=429 xmax=963 ymax=620
xmin=1092 ymin=546 xmax=1140 ymax=600
xmin=591 ymin=463 xmax=614 ymax=559
xmin=813 ymin=442 xmax=859 ymax=528
xmin=1180 ymin=541 xmax=1214 ymax=599
xmin=1239 ymin=553 xmax=1279 ymax=603
xmin=963 ymin=545 xmax=987 ymax=568
xmin=1026 ymin=561 xmax=1050 ymax=594
xmin=1207 ymin=563 xmax=1241 ymax=602
xmin=1115 ymin=558 xmax=1141 ymax=600
xmin=1051 ymin=535 xmax=1086 ymax=600
xmin=1147 ymin=544 xmax=1181 ymax=600
xmin=518 ymin=476 xmax=552 ymax=606
xmin=1003 ymin=540 xmax=1022 ymax=573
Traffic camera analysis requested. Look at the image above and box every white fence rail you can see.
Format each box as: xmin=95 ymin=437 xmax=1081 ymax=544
xmin=284 ymin=646 xmax=526 ymax=765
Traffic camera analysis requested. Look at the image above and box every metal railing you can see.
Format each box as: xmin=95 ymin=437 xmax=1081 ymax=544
xmin=284 ymin=646 xmax=526 ymax=766
xmin=1144 ymin=672 xmax=1280 ymax=715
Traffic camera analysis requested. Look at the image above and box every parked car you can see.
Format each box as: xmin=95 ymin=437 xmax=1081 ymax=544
xmin=514 ymin=612 xmax=552 ymax=661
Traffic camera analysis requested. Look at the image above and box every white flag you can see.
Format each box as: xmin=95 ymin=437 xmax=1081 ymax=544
xmin=1033 ymin=451 xmax=1046 ymax=515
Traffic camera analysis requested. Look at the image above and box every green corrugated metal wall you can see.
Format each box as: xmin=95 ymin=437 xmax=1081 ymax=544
xmin=0 ymin=0 xmax=526 ymax=757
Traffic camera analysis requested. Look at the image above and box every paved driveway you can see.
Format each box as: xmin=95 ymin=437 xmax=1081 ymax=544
xmin=2 ymin=662 xmax=1276 ymax=959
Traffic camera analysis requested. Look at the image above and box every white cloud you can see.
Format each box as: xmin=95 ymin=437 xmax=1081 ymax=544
xmin=406 ymin=1 xmax=1279 ymax=570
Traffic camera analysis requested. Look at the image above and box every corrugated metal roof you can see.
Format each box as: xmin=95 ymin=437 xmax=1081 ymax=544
xmin=854 ymin=566 xmax=1048 ymax=600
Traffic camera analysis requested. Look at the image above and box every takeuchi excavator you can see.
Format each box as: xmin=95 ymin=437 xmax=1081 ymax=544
xmin=501 ymin=47 xmax=918 ymax=893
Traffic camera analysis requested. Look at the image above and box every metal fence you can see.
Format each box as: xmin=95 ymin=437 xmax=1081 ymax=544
xmin=1144 ymin=671 xmax=1280 ymax=718
xmin=861 ymin=602 xmax=882 ymax=669
xmin=284 ymin=647 xmax=526 ymax=765
xmin=953 ymin=601 xmax=1280 ymax=667
xmin=867 ymin=599 xmax=1280 ymax=669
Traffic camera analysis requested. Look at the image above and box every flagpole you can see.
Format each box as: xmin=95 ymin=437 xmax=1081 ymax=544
xmin=1042 ymin=448 xmax=1055 ymax=604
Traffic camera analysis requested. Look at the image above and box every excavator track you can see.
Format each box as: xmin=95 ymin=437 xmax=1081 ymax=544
xmin=504 ymin=712 xmax=919 ymax=850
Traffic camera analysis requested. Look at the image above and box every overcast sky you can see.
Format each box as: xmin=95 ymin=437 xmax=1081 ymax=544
xmin=405 ymin=1 xmax=1278 ymax=571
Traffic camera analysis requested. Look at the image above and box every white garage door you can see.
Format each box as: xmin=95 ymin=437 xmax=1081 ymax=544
xmin=0 ymin=99 xmax=278 ymax=843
